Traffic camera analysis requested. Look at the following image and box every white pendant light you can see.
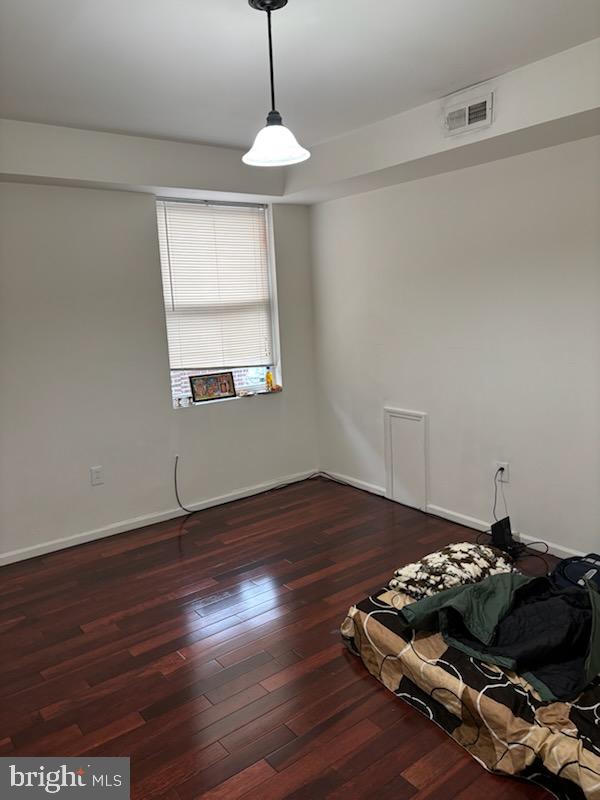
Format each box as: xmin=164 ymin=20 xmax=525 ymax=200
xmin=243 ymin=0 xmax=310 ymax=167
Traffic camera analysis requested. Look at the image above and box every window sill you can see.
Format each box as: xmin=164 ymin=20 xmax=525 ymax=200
xmin=173 ymin=388 xmax=283 ymax=409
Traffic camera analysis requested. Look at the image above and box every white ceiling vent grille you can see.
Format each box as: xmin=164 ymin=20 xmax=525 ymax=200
xmin=442 ymin=87 xmax=494 ymax=137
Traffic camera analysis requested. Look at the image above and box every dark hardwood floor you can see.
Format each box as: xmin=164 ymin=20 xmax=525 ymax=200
xmin=0 ymin=478 xmax=551 ymax=799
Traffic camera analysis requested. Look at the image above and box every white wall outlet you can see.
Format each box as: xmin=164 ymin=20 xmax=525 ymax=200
xmin=495 ymin=461 xmax=509 ymax=483
xmin=90 ymin=465 xmax=104 ymax=486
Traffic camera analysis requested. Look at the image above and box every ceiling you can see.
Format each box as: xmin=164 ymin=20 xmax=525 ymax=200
xmin=1 ymin=0 xmax=599 ymax=150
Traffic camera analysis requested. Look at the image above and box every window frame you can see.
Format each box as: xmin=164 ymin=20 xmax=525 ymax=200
xmin=155 ymin=198 xmax=282 ymax=408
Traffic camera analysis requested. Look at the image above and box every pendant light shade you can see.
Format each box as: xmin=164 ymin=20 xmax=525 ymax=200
xmin=243 ymin=112 xmax=310 ymax=167
xmin=243 ymin=0 xmax=310 ymax=167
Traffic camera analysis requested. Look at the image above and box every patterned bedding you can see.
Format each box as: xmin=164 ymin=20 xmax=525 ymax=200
xmin=341 ymin=588 xmax=600 ymax=799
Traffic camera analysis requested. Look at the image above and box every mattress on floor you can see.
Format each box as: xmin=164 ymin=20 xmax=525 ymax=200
xmin=341 ymin=588 xmax=600 ymax=800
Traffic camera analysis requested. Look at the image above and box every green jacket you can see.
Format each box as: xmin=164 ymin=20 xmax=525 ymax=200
xmin=397 ymin=572 xmax=600 ymax=701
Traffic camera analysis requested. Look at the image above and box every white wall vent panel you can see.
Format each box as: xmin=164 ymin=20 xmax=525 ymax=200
xmin=442 ymin=85 xmax=494 ymax=136
xmin=384 ymin=408 xmax=428 ymax=511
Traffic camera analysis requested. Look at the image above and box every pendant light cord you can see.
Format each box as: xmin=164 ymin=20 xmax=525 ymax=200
xmin=267 ymin=10 xmax=276 ymax=111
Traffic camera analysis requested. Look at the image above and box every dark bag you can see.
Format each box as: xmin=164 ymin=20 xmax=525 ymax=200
xmin=552 ymin=554 xmax=600 ymax=590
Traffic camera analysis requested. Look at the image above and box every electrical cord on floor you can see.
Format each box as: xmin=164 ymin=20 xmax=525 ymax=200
xmin=484 ymin=533 xmax=550 ymax=557
xmin=477 ymin=529 xmax=550 ymax=573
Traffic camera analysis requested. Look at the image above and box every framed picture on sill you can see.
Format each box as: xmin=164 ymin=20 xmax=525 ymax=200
xmin=189 ymin=372 xmax=236 ymax=403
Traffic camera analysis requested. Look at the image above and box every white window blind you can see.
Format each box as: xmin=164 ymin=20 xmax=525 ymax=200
xmin=156 ymin=200 xmax=274 ymax=370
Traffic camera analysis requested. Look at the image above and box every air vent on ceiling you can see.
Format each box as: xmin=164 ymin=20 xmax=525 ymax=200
xmin=442 ymin=87 xmax=494 ymax=137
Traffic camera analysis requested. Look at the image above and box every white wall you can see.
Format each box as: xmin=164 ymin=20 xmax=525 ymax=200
xmin=0 ymin=185 xmax=317 ymax=563
xmin=310 ymin=136 xmax=600 ymax=555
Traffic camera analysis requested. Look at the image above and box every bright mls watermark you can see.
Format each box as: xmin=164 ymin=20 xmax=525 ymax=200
xmin=0 ymin=758 xmax=130 ymax=798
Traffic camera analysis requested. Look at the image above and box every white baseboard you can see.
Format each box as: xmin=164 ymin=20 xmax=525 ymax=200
xmin=320 ymin=470 xmax=386 ymax=497
xmin=426 ymin=503 xmax=585 ymax=559
xmin=426 ymin=504 xmax=489 ymax=532
xmin=0 ymin=469 xmax=318 ymax=567
xmin=2 ymin=467 xmax=586 ymax=567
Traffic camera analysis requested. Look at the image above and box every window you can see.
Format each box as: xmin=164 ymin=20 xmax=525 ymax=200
xmin=156 ymin=200 xmax=279 ymax=407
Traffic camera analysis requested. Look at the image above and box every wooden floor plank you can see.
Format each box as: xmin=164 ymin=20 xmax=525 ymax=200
xmin=175 ymin=726 xmax=296 ymax=800
xmin=196 ymin=759 xmax=276 ymax=800
xmin=0 ymin=478 xmax=553 ymax=799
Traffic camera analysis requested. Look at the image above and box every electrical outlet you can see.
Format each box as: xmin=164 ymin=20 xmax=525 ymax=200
xmin=90 ymin=466 xmax=104 ymax=486
xmin=495 ymin=462 xmax=509 ymax=483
